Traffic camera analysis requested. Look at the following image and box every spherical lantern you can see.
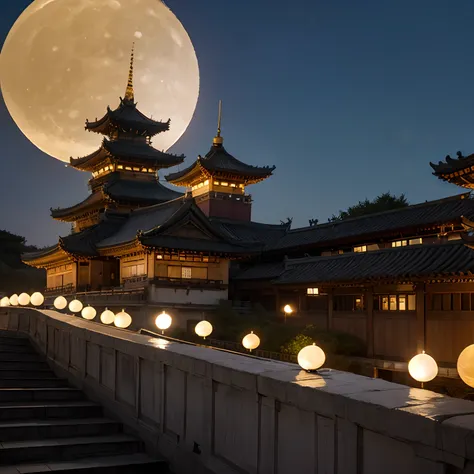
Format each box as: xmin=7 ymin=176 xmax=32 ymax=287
xmin=30 ymin=292 xmax=44 ymax=307
xmin=195 ymin=320 xmax=213 ymax=339
xmin=9 ymin=294 xmax=19 ymax=306
xmin=1 ymin=297 xmax=10 ymax=307
xmin=81 ymin=306 xmax=97 ymax=321
xmin=457 ymin=344 xmax=474 ymax=388
xmin=68 ymin=299 xmax=83 ymax=313
xmin=100 ymin=309 xmax=115 ymax=325
xmin=114 ymin=310 xmax=132 ymax=329
xmin=18 ymin=293 xmax=31 ymax=306
xmin=54 ymin=296 xmax=67 ymax=310
xmin=298 ymin=343 xmax=326 ymax=371
xmin=155 ymin=311 xmax=172 ymax=333
xmin=242 ymin=331 xmax=260 ymax=351
xmin=283 ymin=304 xmax=293 ymax=315
xmin=408 ymin=351 xmax=438 ymax=383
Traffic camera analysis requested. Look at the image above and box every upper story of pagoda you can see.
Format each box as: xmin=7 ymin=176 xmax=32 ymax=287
xmin=166 ymin=102 xmax=275 ymax=221
xmin=69 ymin=44 xmax=185 ymax=186
xmin=430 ymin=151 xmax=474 ymax=188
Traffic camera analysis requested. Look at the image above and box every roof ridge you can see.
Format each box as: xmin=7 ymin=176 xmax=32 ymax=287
xmin=285 ymin=240 xmax=465 ymax=266
xmin=213 ymin=217 xmax=287 ymax=229
xmin=129 ymin=195 xmax=186 ymax=216
xmin=288 ymin=193 xmax=472 ymax=234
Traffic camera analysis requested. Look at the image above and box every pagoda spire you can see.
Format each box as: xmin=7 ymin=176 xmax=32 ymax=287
xmin=124 ymin=43 xmax=135 ymax=102
xmin=213 ymin=100 xmax=223 ymax=146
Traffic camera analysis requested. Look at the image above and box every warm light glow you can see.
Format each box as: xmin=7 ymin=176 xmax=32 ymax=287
xmin=100 ymin=309 xmax=115 ymax=325
xmin=81 ymin=306 xmax=97 ymax=320
xmin=18 ymin=293 xmax=31 ymax=306
xmin=457 ymin=344 xmax=474 ymax=388
xmin=283 ymin=304 xmax=293 ymax=315
xmin=0 ymin=0 xmax=200 ymax=162
xmin=0 ymin=297 xmax=10 ymax=307
xmin=155 ymin=311 xmax=172 ymax=331
xmin=114 ymin=310 xmax=132 ymax=329
xmin=298 ymin=343 xmax=326 ymax=371
xmin=307 ymin=288 xmax=319 ymax=296
xmin=9 ymin=294 xmax=19 ymax=306
xmin=68 ymin=299 xmax=83 ymax=313
xmin=30 ymin=292 xmax=44 ymax=307
xmin=195 ymin=320 xmax=213 ymax=338
xmin=54 ymin=296 xmax=68 ymax=310
xmin=408 ymin=352 xmax=438 ymax=383
xmin=242 ymin=331 xmax=260 ymax=351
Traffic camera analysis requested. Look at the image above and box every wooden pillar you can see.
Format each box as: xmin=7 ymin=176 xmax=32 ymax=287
xmin=366 ymin=287 xmax=374 ymax=357
xmin=415 ymin=283 xmax=425 ymax=353
xmin=327 ymin=290 xmax=333 ymax=331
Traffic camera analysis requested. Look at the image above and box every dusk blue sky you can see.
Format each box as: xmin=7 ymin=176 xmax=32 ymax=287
xmin=1 ymin=0 xmax=473 ymax=247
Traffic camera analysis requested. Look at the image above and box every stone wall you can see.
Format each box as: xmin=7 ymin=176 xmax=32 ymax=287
xmin=2 ymin=307 xmax=474 ymax=474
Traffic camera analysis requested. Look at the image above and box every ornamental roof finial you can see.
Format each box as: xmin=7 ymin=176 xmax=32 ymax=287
xmin=213 ymin=99 xmax=223 ymax=146
xmin=124 ymin=43 xmax=135 ymax=102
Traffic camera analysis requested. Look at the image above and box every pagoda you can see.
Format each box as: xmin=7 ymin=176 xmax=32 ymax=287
xmin=51 ymin=45 xmax=184 ymax=232
xmin=165 ymin=101 xmax=275 ymax=221
xmin=430 ymin=151 xmax=474 ymax=188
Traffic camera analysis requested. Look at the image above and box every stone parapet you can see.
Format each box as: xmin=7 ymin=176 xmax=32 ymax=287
xmin=2 ymin=308 xmax=474 ymax=474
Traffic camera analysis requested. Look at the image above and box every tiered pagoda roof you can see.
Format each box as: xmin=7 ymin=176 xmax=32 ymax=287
xmin=430 ymin=151 xmax=474 ymax=188
xmin=166 ymin=103 xmax=275 ymax=187
xmin=51 ymin=174 xmax=183 ymax=222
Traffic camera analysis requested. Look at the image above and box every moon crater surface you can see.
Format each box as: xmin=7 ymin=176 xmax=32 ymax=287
xmin=0 ymin=0 xmax=200 ymax=162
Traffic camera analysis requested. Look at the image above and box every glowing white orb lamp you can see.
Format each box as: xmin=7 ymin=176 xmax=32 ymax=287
xmin=54 ymin=296 xmax=68 ymax=310
xmin=0 ymin=297 xmax=10 ymax=307
xmin=155 ymin=311 xmax=172 ymax=334
xmin=9 ymin=294 xmax=19 ymax=306
xmin=18 ymin=293 xmax=31 ymax=306
xmin=100 ymin=309 xmax=115 ymax=325
xmin=457 ymin=344 xmax=474 ymax=388
xmin=30 ymin=292 xmax=44 ymax=307
xmin=195 ymin=320 xmax=213 ymax=339
xmin=408 ymin=351 xmax=438 ymax=384
xmin=69 ymin=299 xmax=83 ymax=314
xmin=81 ymin=306 xmax=97 ymax=321
xmin=114 ymin=310 xmax=132 ymax=329
xmin=297 ymin=343 xmax=326 ymax=371
xmin=242 ymin=331 xmax=260 ymax=351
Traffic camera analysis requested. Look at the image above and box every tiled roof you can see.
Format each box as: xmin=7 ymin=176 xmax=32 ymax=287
xmin=274 ymin=242 xmax=474 ymax=285
xmin=269 ymin=193 xmax=474 ymax=252
xmin=96 ymin=197 xmax=185 ymax=248
xmin=166 ymin=142 xmax=275 ymax=184
xmin=430 ymin=153 xmax=474 ymax=175
xmin=85 ymin=101 xmax=170 ymax=137
xmin=51 ymin=192 xmax=104 ymax=220
xmin=233 ymin=261 xmax=286 ymax=281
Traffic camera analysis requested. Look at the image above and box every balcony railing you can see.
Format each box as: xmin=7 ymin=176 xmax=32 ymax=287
xmin=151 ymin=277 xmax=226 ymax=289
xmin=76 ymin=287 xmax=147 ymax=304
xmin=44 ymin=284 xmax=75 ymax=296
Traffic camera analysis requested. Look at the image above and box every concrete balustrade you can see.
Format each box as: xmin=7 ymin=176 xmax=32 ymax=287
xmin=2 ymin=307 xmax=474 ymax=474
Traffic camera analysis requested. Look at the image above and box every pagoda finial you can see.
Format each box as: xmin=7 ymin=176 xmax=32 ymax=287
xmin=124 ymin=43 xmax=135 ymax=102
xmin=213 ymin=100 xmax=223 ymax=146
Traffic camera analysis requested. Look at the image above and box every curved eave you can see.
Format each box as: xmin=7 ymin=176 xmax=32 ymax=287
xmin=165 ymin=160 xmax=204 ymax=186
xmin=97 ymin=238 xmax=144 ymax=258
xmin=51 ymin=191 xmax=107 ymax=222
xmin=22 ymin=245 xmax=74 ymax=269
xmin=70 ymin=146 xmax=110 ymax=172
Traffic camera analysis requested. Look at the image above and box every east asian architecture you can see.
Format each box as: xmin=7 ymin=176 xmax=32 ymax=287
xmin=21 ymin=49 xmax=474 ymax=368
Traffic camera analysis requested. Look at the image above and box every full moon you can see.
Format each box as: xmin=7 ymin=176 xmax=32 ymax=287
xmin=0 ymin=0 xmax=200 ymax=162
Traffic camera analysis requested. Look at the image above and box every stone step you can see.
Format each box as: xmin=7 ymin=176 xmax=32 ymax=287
xmin=0 ymin=434 xmax=141 ymax=465
xmin=0 ymin=401 xmax=103 ymax=421
xmin=0 ymin=453 xmax=168 ymax=473
xmin=0 ymin=352 xmax=43 ymax=362
xmin=0 ymin=378 xmax=68 ymax=388
xmin=0 ymin=388 xmax=84 ymax=403
xmin=0 ymin=368 xmax=55 ymax=379
xmin=0 ymin=418 xmax=121 ymax=442
xmin=0 ymin=344 xmax=36 ymax=353
xmin=0 ymin=360 xmax=50 ymax=371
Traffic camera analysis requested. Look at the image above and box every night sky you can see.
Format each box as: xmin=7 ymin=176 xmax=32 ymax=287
xmin=1 ymin=0 xmax=473 ymax=247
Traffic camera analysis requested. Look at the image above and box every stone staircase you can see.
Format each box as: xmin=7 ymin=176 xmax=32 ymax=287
xmin=0 ymin=331 xmax=168 ymax=473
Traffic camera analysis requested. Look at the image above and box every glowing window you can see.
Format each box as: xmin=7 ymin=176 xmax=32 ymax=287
xmin=125 ymin=167 xmax=132 ymax=171
xmin=133 ymin=167 xmax=140 ymax=172
xmin=118 ymin=165 xmax=124 ymax=170
xmin=182 ymin=267 xmax=192 ymax=279
xmin=409 ymin=238 xmax=423 ymax=245
xmin=307 ymin=288 xmax=319 ymax=295
xmin=354 ymin=245 xmax=367 ymax=253
xmin=221 ymin=182 xmax=228 ymax=186
xmin=204 ymin=180 xmax=209 ymax=185
xmin=214 ymin=181 xmax=220 ymax=186
xmin=408 ymin=294 xmax=416 ymax=310
xmin=156 ymin=254 xmax=163 ymax=260
xmin=399 ymin=295 xmax=407 ymax=311
xmin=382 ymin=296 xmax=389 ymax=311
xmin=230 ymin=183 xmax=236 ymax=187
xmin=392 ymin=240 xmax=407 ymax=248
xmin=239 ymin=184 xmax=244 ymax=188
xmin=389 ymin=295 xmax=397 ymax=311
xmin=142 ymin=168 xmax=147 ymax=173
xmin=198 ymin=182 xmax=204 ymax=188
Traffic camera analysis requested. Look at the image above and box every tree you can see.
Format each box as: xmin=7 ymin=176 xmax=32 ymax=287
xmin=329 ymin=192 xmax=409 ymax=222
